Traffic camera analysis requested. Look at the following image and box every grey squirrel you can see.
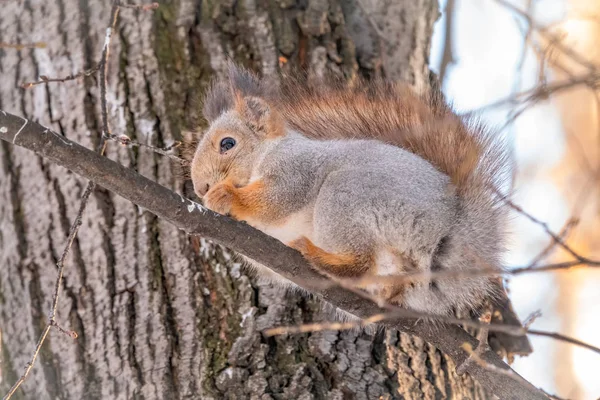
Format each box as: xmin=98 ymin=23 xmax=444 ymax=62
xmin=188 ymin=63 xmax=511 ymax=317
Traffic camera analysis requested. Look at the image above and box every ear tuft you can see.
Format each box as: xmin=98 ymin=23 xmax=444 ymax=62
xmin=202 ymin=62 xmax=267 ymax=123
xmin=203 ymin=80 xmax=233 ymax=122
xmin=227 ymin=61 xmax=263 ymax=98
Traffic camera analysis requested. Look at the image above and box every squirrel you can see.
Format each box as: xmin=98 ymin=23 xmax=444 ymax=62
xmin=187 ymin=62 xmax=511 ymax=317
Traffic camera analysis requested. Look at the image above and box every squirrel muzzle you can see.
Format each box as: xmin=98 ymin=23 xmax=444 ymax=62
xmin=194 ymin=181 xmax=210 ymax=197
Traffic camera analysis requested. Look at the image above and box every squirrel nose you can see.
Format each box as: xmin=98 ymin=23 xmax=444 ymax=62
xmin=195 ymin=182 xmax=210 ymax=197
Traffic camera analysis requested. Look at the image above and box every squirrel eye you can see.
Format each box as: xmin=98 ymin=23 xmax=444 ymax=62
xmin=219 ymin=137 xmax=236 ymax=153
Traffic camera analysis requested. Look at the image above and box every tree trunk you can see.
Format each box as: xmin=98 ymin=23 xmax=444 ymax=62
xmin=0 ymin=0 xmax=488 ymax=398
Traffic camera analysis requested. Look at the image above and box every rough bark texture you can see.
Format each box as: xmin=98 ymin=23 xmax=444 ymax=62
xmin=0 ymin=0 xmax=488 ymax=399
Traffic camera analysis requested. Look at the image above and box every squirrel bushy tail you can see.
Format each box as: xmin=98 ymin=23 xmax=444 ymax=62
xmin=273 ymin=75 xmax=511 ymax=202
xmin=202 ymin=65 xmax=511 ymax=197
xmin=201 ymin=65 xmax=512 ymax=281
xmin=270 ymin=73 xmax=513 ymax=311
xmin=195 ymin=64 xmax=529 ymax=353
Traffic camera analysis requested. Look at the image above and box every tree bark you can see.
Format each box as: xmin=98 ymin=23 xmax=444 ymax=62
xmin=0 ymin=0 xmax=489 ymax=399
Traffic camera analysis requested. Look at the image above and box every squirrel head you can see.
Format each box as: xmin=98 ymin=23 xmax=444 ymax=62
xmin=190 ymin=67 xmax=285 ymax=199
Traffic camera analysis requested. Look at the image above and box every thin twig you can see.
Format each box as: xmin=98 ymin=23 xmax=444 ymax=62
xmin=264 ymin=309 xmax=600 ymax=356
xmin=1 ymin=326 xmax=51 ymax=400
xmin=2 ymin=2 xmax=159 ymax=399
xmin=264 ymin=313 xmax=389 ymax=336
xmin=21 ymin=66 xmax=100 ymax=88
xmin=523 ymin=310 xmax=542 ymax=329
xmin=458 ymin=341 xmax=533 ymax=387
xmin=457 ymin=310 xmax=492 ymax=376
xmin=499 ymin=193 xmax=594 ymax=264
xmin=466 ymin=73 xmax=600 ymax=116
xmin=0 ymin=42 xmax=46 ymax=50
xmin=263 ymin=309 xmax=526 ymax=337
xmin=6 ymin=175 xmax=101 ymax=395
xmin=526 ymin=219 xmax=578 ymax=268
xmin=119 ymin=1 xmax=158 ymax=10
xmin=98 ymin=2 xmax=120 ymax=147
xmin=511 ymin=0 xmax=535 ymax=91
xmin=300 ymin=256 xmax=599 ymax=294
xmin=527 ymin=329 xmax=600 ymax=355
xmin=511 ymin=259 xmax=598 ymax=274
xmin=494 ymin=0 xmax=599 ymax=73
xmin=114 ymin=135 xmax=186 ymax=163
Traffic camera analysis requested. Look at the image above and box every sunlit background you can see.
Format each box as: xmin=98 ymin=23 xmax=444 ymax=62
xmin=430 ymin=0 xmax=600 ymax=398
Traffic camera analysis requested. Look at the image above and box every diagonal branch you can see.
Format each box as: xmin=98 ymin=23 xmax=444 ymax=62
xmin=0 ymin=111 xmax=548 ymax=400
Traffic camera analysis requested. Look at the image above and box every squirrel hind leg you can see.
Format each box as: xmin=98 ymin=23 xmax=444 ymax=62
xmin=289 ymin=237 xmax=410 ymax=305
xmin=288 ymin=236 xmax=373 ymax=278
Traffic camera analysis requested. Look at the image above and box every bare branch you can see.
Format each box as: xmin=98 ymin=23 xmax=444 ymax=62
xmin=1 ymin=325 xmax=52 ymax=400
xmin=119 ymin=1 xmax=158 ymax=10
xmin=494 ymin=0 xmax=599 ymax=73
xmin=526 ymin=219 xmax=578 ymax=268
xmin=527 ymin=329 xmax=600 ymax=355
xmin=467 ymin=73 xmax=600 ymax=116
xmin=0 ymin=42 xmax=46 ymax=50
xmin=264 ymin=305 xmax=600 ymax=357
xmin=523 ymin=310 xmax=543 ymax=329
xmin=0 ymin=111 xmax=549 ymax=400
xmin=499 ymin=194 xmax=598 ymax=265
xmin=20 ymin=66 xmax=100 ymax=88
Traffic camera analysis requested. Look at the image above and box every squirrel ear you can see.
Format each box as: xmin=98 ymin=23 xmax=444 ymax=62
xmin=202 ymin=63 xmax=264 ymax=123
xmin=235 ymin=95 xmax=268 ymax=122
xmin=234 ymin=95 xmax=285 ymax=137
xmin=203 ymin=81 xmax=232 ymax=122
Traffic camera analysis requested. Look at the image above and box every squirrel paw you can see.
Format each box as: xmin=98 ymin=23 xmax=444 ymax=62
xmin=204 ymin=182 xmax=235 ymax=216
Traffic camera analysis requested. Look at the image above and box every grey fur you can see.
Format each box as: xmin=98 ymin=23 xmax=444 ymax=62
xmin=194 ymin=114 xmax=503 ymax=315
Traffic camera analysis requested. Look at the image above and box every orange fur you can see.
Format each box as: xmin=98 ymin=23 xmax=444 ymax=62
xmin=234 ymin=94 xmax=286 ymax=138
xmin=264 ymin=110 xmax=285 ymax=138
xmin=230 ymin=179 xmax=273 ymax=221
xmin=289 ymin=236 xmax=373 ymax=278
xmin=207 ymin=178 xmax=280 ymax=222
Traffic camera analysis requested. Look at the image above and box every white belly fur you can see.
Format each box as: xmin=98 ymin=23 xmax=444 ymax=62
xmin=256 ymin=207 xmax=314 ymax=245
xmin=244 ymin=207 xmax=314 ymax=288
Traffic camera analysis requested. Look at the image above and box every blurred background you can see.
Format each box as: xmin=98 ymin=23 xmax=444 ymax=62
xmin=429 ymin=0 xmax=600 ymax=398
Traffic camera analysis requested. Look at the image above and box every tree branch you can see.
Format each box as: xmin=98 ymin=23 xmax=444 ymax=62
xmin=0 ymin=111 xmax=548 ymax=399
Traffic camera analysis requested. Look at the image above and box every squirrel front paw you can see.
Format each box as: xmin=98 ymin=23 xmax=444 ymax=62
xmin=204 ymin=182 xmax=235 ymax=216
